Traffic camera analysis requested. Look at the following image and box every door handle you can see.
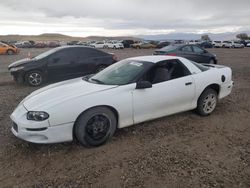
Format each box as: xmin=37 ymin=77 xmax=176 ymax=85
xmin=185 ymin=82 xmax=193 ymax=86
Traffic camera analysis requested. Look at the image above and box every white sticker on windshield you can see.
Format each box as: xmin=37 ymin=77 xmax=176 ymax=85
xmin=130 ymin=62 xmax=142 ymax=66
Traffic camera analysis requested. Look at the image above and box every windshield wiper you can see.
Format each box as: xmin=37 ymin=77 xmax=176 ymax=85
xmin=90 ymin=78 xmax=104 ymax=84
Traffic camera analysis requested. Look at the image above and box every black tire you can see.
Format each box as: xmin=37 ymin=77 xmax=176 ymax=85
xmin=25 ymin=70 xmax=44 ymax=86
xmin=74 ymin=107 xmax=117 ymax=147
xmin=7 ymin=50 xmax=14 ymax=55
xmin=196 ymin=88 xmax=218 ymax=116
xmin=209 ymin=59 xmax=216 ymax=64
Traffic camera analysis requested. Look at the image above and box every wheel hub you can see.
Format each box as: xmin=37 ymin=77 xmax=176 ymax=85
xmin=29 ymin=73 xmax=42 ymax=85
xmin=86 ymin=115 xmax=110 ymax=140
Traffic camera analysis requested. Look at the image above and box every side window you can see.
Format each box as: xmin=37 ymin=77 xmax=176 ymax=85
xmin=192 ymin=46 xmax=204 ymax=53
xmin=77 ymin=49 xmax=105 ymax=60
xmin=181 ymin=46 xmax=193 ymax=52
xmin=48 ymin=49 xmax=77 ymax=66
xmin=144 ymin=60 xmax=190 ymax=84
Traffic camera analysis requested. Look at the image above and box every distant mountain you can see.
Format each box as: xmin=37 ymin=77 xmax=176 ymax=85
xmin=0 ymin=33 xmax=140 ymax=42
xmin=1 ymin=31 xmax=249 ymax=42
xmin=136 ymin=31 xmax=250 ymax=41
xmin=86 ymin=36 xmax=140 ymax=41
xmin=0 ymin=33 xmax=85 ymax=42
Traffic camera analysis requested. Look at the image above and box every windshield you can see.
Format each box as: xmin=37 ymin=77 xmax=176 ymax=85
xmin=34 ymin=47 xmax=61 ymax=59
xmin=88 ymin=59 xmax=152 ymax=85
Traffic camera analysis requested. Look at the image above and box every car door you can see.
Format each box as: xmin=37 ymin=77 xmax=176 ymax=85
xmin=47 ymin=49 xmax=78 ymax=80
xmin=132 ymin=60 xmax=195 ymax=124
xmin=178 ymin=45 xmax=195 ymax=60
xmin=191 ymin=45 xmax=210 ymax=63
xmin=74 ymin=48 xmax=105 ymax=76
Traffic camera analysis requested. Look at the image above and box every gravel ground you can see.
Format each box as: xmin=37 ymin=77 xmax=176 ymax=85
xmin=0 ymin=47 xmax=250 ymax=188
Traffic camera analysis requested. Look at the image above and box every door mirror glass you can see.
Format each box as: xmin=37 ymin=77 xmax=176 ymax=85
xmin=136 ymin=81 xmax=152 ymax=89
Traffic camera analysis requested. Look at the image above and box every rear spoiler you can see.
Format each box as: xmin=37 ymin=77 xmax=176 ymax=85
xmin=201 ymin=63 xmax=226 ymax=69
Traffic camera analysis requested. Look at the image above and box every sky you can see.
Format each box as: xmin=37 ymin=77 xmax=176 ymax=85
xmin=0 ymin=0 xmax=250 ymax=37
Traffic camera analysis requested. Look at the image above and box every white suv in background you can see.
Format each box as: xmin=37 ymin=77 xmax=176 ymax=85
xmin=90 ymin=41 xmax=106 ymax=49
xmin=223 ymin=41 xmax=244 ymax=48
xmin=106 ymin=41 xmax=124 ymax=49
xmin=212 ymin=41 xmax=223 ymax=48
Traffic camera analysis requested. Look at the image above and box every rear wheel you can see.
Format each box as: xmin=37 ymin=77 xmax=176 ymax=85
xmin=196 ymin=88 xmax=218 ymax=116
xmin=25 ymin=70 xmax=44 ymax=86
xmin=74 ymin=107 xmax=117 ymax=147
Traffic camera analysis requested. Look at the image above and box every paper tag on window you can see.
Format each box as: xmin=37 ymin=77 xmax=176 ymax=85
xmin=130 ymin=62 xmax=142 ymax=66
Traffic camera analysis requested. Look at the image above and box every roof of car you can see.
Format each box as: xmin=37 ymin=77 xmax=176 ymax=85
xmin=127 ymin=55 xmax=181 ymax=63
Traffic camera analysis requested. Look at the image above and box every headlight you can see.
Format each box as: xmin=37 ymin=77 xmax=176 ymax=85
xmin=27 ymin=111 xmax=49 ymax=121
xmin=10 ymin=66 xmax=24 ymax=72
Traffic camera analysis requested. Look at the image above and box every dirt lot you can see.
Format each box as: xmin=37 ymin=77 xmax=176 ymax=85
xmin=0 ymin=48 xmax=250 ymax=188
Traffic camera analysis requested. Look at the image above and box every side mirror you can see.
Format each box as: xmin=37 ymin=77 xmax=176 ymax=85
xmin=203 ymin=50 xmax=208 ymax=53
xmin=136 ymin=81 xmax=152 ymax=89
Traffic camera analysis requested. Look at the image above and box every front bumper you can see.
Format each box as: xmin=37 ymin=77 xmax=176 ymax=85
xmin=10 ymin=70 xmax=25 ymax=83
xmin=10 ymin=104 xmax=74 ymax=144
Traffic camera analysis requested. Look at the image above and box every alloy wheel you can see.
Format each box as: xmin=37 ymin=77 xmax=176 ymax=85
xmin=85 ymin=114 xmax=111 ymax=140
xmin=202 ymin=93 xmax=217 ymax=113
xmin=28 ymin=72 xmax=42 ymax=86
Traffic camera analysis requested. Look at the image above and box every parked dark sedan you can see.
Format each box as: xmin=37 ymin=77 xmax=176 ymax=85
xmin=198 ymin=41 xmax=213 ymax=48
xmin=122 ymin=40 xmax=134 ymax=48
xmin=153 ymin=44 xmax=217 ymax=64
xmin=8 ymin=46 xmax=117 ymax=86
xmin=156 ymin=41 xmax=172 ymax=49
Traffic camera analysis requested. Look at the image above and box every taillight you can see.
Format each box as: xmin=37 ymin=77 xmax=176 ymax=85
xmin=166 ymin=53 xmax=177 ymax=56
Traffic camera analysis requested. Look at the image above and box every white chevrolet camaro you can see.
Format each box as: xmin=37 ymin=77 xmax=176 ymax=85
xmin=10 ymin=56 xmax=234 ymax=146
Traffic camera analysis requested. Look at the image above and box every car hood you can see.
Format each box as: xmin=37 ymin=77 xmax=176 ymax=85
xmin=8 ymin=58 xmax=33 ymax=69
xmin=22 ymin=77 xmax=118 ymax=111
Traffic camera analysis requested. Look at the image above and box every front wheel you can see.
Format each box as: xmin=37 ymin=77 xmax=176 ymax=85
xmin=25 ymin=70 xmax=44 ymax=86
xmin=196 ymin=88 xmax=218 ymax=116
xmin=7 ymin=50 xmax=14 ymax=55
xmin=74 ymin=107 xmax=117 ymax=147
